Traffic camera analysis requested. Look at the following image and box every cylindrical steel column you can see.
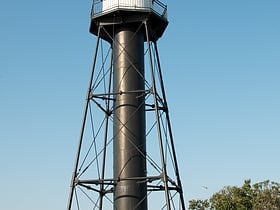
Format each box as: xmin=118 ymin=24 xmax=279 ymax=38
xmin=113 ymin=26 xmax=147 ymax=210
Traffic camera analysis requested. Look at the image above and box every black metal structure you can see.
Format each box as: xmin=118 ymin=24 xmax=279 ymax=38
xmin=67 ymin=1 xmax=186 ymax=210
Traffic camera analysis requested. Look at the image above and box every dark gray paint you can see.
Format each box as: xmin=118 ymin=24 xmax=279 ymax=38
xmin=113 ymin=26 xmax=147 ymax=210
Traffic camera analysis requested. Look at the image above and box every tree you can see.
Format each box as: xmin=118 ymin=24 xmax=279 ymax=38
xmin=210 ymin=181 xmax=252 ymax=210
xmin=251 ymin=180 xmax=280 ymax=210
xmin=188 ymin=180 xmax=280 ymax=210
xmin=189 ymin=199 xmax=209 ymax=210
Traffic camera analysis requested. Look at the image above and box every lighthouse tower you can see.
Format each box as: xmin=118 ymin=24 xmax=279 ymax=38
xmin=67 ymin=1 xmax=186 ymax=210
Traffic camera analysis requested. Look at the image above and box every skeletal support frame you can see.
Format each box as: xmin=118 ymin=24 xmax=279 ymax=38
xmin=67 ymin=9 xmax=186 ymax=210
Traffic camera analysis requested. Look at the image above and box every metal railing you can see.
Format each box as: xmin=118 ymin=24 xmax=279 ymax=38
xmin=91 ymin=0 xmax=167 ymax=19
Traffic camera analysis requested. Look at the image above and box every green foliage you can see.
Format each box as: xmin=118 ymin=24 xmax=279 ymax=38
xmin=189 ymin=199 xmax=209 ymax=210
xmin=251 ymin=180 xmax=280 ymax=210
xmin=210 ymin=182 xmax=252 ymax=210
xmin=188 ymin=180 xmax=280 ymax=210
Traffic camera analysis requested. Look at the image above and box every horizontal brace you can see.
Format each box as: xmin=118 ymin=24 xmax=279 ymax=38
xmin=78 ymin=183 xmax=113 ymax=194
xmin=90 ymin=89 xmax=151 ymax=98
xmin=77 ymin=175 xmax=161 ymax=185
xmin=147 ymin=185 xmax=180 ymax=192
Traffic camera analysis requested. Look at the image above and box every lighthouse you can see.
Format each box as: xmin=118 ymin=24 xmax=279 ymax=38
xmin=66 ymin=1 xmax=185 ymax=210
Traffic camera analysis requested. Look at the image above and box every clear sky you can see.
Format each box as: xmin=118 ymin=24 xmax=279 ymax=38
xmin=0 ymin=0 xmax=279 ymax=209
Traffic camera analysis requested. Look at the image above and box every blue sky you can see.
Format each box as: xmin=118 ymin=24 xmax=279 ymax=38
xmin=1 ymin=0 xmax=279 ymax=209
